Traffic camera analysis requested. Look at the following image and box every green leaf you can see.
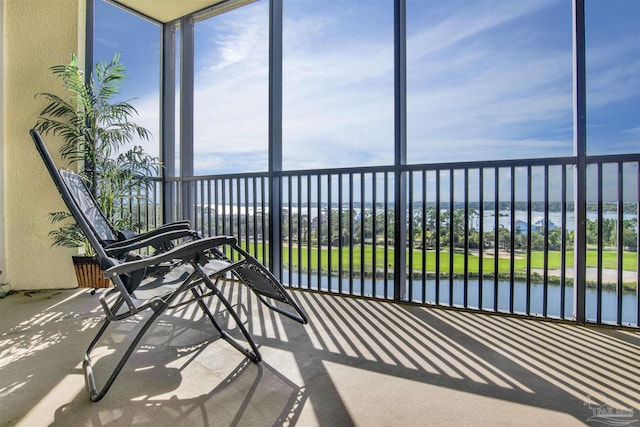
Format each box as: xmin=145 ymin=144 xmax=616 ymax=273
xmin=35 ymin=52 xmax=157 ymax=252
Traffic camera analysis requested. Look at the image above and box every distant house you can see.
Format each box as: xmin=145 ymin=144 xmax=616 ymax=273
xmin=515 ymin=217 xmax=558 ymax=234
xmin=532 ymin=217 xmax=558 ymax=232
xmin=515 ymin=220 xmax=528 ymax=233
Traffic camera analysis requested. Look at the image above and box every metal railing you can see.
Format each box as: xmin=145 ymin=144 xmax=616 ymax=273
xmin=133 ymin=154 xmax=639 ymax=328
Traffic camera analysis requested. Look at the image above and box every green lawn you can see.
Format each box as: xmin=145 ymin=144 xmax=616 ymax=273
xmin=242 ymin=242 xmax=638 ymax=275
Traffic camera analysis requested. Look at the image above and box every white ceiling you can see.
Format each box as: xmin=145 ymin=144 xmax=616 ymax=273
xmin=107 ymin=0 xmax=255 ymax=23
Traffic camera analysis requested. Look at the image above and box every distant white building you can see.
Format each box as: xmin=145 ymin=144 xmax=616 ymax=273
xmin=515 ymin=217 xmax=558 ymax=234
xmin=532 ymin=217 xmax=558 ymax=232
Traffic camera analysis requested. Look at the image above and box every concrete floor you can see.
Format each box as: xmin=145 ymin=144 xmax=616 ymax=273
xmin=0 ymin=285 xmax=638 ymax=427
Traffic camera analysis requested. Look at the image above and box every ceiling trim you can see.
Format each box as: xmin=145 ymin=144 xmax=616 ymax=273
xmin=103 ymin=0 xmax=257 ymax=25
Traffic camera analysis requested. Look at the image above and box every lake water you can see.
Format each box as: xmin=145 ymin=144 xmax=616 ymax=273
xmin=284 ymin=270 xmax=639 ymax=327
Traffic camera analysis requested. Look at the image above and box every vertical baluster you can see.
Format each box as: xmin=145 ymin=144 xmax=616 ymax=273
xmin=151 ymin=181 xmax=156 ymax=230
xmin=349 ymin=173 xmax=354 ymax=295
xmin=221 ymin=179 xmax=227 ymax=236
xmin=494 ymin=167 xmax=499 ymax=312
xmin=408 ymin=171 xmax=414 ymax=301
xmin=360 ymin=173 xmax=366 ymax=296
xmin=327 ymin=174 xmax=333 ymax=293
xmin=479 ymin=168 xmax=484 ymax=310
xmin=384 ymin=171 xmax=389 ymax=298
xmin=449 ymin=169 xmax=454 ymax=306
xmin=288 ymin=176 xmax=293 ymax=287
xmin=307 ymin=175 xmax=312 ymax=289
xmin=616 ymin=162 xmax=624 ymax=325
xmin=597 ymin=163 xmax=603 ymax=323
xmin=526 ymin=166 xmax=532 ymax=315
xmin=372 ymin=172 xmax=378 ymax=298
xmin=338 ymin=174 xmax=344 ymax=294
xmin=252 ymin=177 xmax=258 ymax=258
xmin=244 ymin=177 xmax=250 ymax=252
xmin=464 ymin=168 xmax=469 ymax=308
xmin=422 ymin=170 xmax=427 ymax=304
xmin=543 ymin=165 xmax=550 ymax=317
xmin=261 ymin=177 xmax=267 ymax=264
xmin=327 ymin=173 xmax=333 ymax=292
xmin=236 ymin=178 xmax=242 ymax=249
xmin=510 ymin=166 xmax=515 ymax=313
xmin=297 ymin=175 xmax=302 ymax=289
xmin=207 ymin=179 xmax=212 ymax=237
xmin=213 ymin=178 xmax=219 ymax=236
xmin=200 ymin=179 xmax=205 ymax=236
xmin=561 ymin=165 xmax=567 ymax=319
xmin=317 ymin=174 xmax=322 ymax=291
xmin=435 ymin=169 xmax=441 ymax=305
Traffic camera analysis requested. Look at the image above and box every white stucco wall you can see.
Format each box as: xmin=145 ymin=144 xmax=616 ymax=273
xmin=0 ymin=0 xmax=6 ymax=286
xmin=2 ymin=0 xmax=86 ymax=289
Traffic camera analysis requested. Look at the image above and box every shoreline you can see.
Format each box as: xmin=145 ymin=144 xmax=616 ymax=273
xmin=530 ymin=267 xmax=637 ymax=286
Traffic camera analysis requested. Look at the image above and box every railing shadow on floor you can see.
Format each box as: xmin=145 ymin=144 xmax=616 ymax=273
xmin=2 ymin=286 xmax=638 ymax=426
xmin=276 ymin=289 xmax=640 ymax=424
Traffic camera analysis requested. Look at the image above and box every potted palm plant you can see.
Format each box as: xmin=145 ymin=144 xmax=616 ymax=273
xmin=35 ymin=53 xmax=158 ymax=289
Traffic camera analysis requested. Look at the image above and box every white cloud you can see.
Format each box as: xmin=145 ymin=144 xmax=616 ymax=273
xmin=197 ymin=4 xmax=267 ymax=74
xmin=406 ymin=0 xmax=559 ymax=63
xmin=405 ymin=1 xmax=577 ymax=163
xmin=124 ymin=0 xmax=637 ymax=175
xmin=586 ymin=43 xmax=640 ymax=108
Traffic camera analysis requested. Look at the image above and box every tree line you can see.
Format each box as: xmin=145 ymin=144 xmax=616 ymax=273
xmin=279 ymin=207 xmax=638 ymax=252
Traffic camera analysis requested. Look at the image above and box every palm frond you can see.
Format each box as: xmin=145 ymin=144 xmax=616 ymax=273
xmin=36 ymin=52 xmax=156 ymax=251
xmin=48 ymin=211 xmax=73 ymax=223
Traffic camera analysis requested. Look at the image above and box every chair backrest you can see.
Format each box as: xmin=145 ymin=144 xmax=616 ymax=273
xmin=59 ymin=170 xmax=119 ymax=244
xmin=30 ymin=129 xmax=117 ymax=259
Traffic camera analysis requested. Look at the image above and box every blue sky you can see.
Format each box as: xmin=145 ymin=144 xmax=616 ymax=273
xmin=94 ymin=0 xmax=639 ymax=176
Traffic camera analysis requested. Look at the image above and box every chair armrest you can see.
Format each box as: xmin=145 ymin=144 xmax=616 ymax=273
xmin=108 ymin=221 xmax=194 ymax=250
xmin=153 ymin=220 xmax=192 ymax=233
xmin=128 ymin=221 xmax=193 ymax=241
xmin=104 ymin=235 xmax=237 ymax=277
xmin=104 ymin=229 xmax=197 ymax=256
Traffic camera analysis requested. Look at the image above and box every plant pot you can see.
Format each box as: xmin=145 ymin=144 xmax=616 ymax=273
xmin=72 ymin=256 xmax=111 ymax=289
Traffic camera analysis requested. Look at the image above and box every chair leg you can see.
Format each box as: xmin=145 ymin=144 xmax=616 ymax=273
xmin=83 ymin=269 xmax=263 ymax=402
xmin=194 ymin=275 xmax=262 ymax=363
xmin=84 ymin=297 xmax=167 ymax=402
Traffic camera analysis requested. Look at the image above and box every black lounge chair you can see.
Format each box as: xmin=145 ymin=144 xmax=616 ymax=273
xmin=30 ymin=128 xmax=307 ymax=401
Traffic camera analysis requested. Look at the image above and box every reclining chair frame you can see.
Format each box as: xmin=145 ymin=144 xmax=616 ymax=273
xmin=30 ymin=129 xmax=308 ymax=402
